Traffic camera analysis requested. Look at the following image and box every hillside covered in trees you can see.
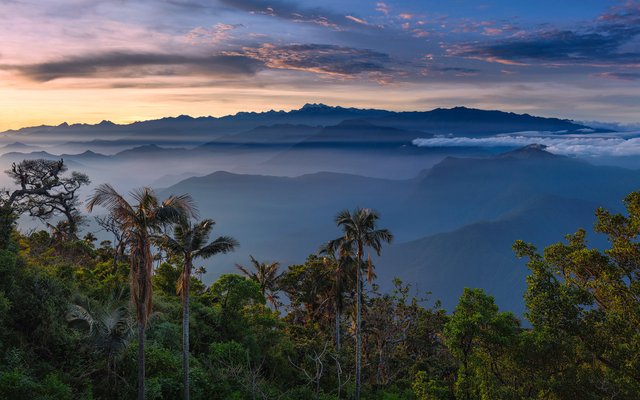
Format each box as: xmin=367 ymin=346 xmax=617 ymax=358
xmin=0 ymin=159 xmax=639 ymax=400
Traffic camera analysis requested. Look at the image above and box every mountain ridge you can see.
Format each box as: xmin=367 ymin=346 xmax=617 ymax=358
xmin=1 ymin=104 xmax=603 ymax=138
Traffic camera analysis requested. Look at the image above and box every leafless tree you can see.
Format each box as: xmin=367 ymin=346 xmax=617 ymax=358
xmin=96 ymin=215 xmax=127 ymax=268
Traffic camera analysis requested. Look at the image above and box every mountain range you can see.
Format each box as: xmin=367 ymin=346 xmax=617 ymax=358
xmin=0 ymin=104 xmax=635 ymax=314
xmin=1 ymin=104 xmax=601 ymax=147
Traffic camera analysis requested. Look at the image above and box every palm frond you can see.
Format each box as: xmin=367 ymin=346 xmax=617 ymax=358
xmin=196 ymin=235 xmax=238 ymax=259
xmin=236 ymin=263 xmax=255 ymax=279
xmin=160 ymin=193 xmax=198 ymax=221
xmin=66 ymin=303 xmax=96 ymax=334
xmin=190 ymin=219 xmax=215 ymax=251
xmin=87 ymin=183 xmax=135 ymax=216
xmin=153 ymin=233 xmax=184 ymax=255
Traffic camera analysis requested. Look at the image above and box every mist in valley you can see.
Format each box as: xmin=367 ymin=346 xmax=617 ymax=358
xmin=2 ymin=105 xmax=639 ymax=313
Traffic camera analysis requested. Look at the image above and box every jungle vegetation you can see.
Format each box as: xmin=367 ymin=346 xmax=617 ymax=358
xmin=0 ymin=159 xmax=639 ymax=400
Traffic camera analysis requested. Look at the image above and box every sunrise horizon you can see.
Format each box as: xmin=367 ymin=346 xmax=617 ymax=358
xmin=2 ymin=1 xmax=640 ymax=131
xmin=4 ymin=101 xmax=638 ymax=134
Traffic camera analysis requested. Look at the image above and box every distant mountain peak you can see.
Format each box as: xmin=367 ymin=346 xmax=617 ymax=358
xmin=158 ymin=114 xmax=195 ymax=121
xmin=0 ymin=142 xmax=39 ymax=151
xmin=301 ymin=103 xmax=333 ymax=110
xmin=500 ymin=144 xmax=557 ymax=159
xmin=522 ymin=143 xmax=548 ymax=151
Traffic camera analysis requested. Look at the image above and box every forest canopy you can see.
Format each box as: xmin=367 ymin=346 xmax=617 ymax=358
xmin=0 ymin=159 xmax=639 ymax=399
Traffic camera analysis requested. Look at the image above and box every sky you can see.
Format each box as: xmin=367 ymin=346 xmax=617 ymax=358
xmin=1 ymin=0 xmax=639 ymax=131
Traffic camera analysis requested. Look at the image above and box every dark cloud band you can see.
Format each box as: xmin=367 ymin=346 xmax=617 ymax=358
xmin=450 ymin=3 xmax=640 ymax=67
xmin=6 ymin=44 xmax=395 ymax=82
xmin=7 ymin=52 xmax=264 ymax=81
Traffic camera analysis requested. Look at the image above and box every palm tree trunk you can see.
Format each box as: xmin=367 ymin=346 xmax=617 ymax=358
xmin=335 ymin=304 xmax=341 ymax=352
xmin=355 ymin=245 xmax=362 ymax=400
xmin=335 ymin=303 xmax=341 ymax=399
xmin=183 ymin=259 xmax=192 ymax=400
xmin=137 ymin=305 xmax=145 ymax=400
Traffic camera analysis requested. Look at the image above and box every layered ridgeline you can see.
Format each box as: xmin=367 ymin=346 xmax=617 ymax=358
xmin=0 ymin=104 xmax=611 ymax=186
xmin=0 ymin=105 xmax=636 ymax=315
xmin=159 ymin=145 xmax=640 ymax=314
xmin=0 ymin=104 xmax=598 ymax=147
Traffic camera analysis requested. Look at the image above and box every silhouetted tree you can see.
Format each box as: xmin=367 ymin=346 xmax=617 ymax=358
xmin=1 ymin=159 xmax=90 ymax=240
xmin=236 ymin=256 xmax=283 ymax=310
xmin=326 ymin=208 xmax=392 ymax=400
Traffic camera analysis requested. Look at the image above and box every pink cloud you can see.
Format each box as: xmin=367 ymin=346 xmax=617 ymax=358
xmin=186 ymin=23 xmax=244 ymax=45
xmin=376 ymin=2 xmax=390 ymax=15
xmin=412 ymin=29 xmax=430 ymax=38
xmin=345 ymin=15 xmax=370 ymax=25
xmin=482 ymin=27 xmax=503 ymax=36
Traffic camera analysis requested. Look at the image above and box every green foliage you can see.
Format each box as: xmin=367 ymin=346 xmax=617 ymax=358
xmin=443 ymin=288 xmax=520 ymax=400
xmin=0 ymin=291 xmax=10 ymax=326
xmin=153 ymin=262 xmax=182 ymax=296
xmin=0 ymin=369 xmax=74 ymax=400
xmin=511 ymin=191 xmax=640 ymax=399
xmin=205 ymin=273 xmax=266 ymax=309
xmin=2 ymin=187 xmax=640 ymax=399
xmin=413 ymin=371 xmax=451 ymax=400
xmin=153 ymin=261 xmax=206 ymax=297
xmin=280 ymin=255 xmax=333 ymax=325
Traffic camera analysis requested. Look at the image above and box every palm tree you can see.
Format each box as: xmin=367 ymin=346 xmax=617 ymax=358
xmin=157 ymin=218 xmax=238 ymax=400
xmin=194 ymin=266 xmax=207 ymax=281
xmin=319 ymin=241 xmax=355 ymax=353
xmin=236 ymin=255 xmax=282 ymax=310
xmin=66 ymin=296 xmax=134 ymax=386
xmin=327 ymin=208 xmax=392 ymax=400
xmin=87 ymin=184 xmax=196 ymax=400
xmin=319 ymin=243 xmax=355 ymax=400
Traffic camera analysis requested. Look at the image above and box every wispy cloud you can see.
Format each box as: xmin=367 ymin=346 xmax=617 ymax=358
xmin=186 ymin=23 xmax=244 ymax=44
xmin=375 ymin=2 xmax=390 ymax=16
xmin=431 ymin=66 xmax=480 ymax=76
xmin=230 ymin=43 xmax=393 ymax=77
xmin=594 ymin=71 xmax=640 ymax=81
xmin=217 ymin=0 xmax=372 ymax=30
xmin=345 ymin=15 xmax=370 ymax=26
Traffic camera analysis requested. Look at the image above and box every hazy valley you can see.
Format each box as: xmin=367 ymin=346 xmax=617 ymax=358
xmin=2 ymin=104 xmax=639 ymax=313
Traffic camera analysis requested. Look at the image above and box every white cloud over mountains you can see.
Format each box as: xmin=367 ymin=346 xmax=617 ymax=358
xmin=412 ymin=132 xmax=640 ymax=157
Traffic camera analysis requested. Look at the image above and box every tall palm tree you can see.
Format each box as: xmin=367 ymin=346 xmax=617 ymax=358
xmin=157 ymin=218 xmax=238 ymax=400
xmin=236 ymin=255 xmax=282 ymax=310
xmin=327 ymin=208 xmax=392 ymax=400
xmin=87 ymin=184 xmax=196 ymax=400
xmin=319 ymin=241 xmax=355 ymax=353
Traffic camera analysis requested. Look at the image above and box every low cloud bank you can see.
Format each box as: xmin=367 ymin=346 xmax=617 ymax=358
xmin=412 ymin=132 xmax=640 ymax=157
